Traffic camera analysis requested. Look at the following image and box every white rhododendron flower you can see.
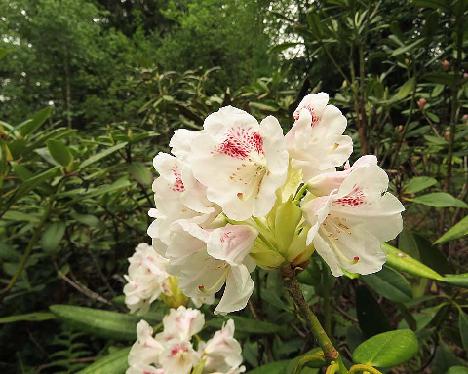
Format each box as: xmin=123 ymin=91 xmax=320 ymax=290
xmin=189 ymin=106 xmax=289 ymax=221
xmin=147 ymin=153 xmax=216 ymax=248
xmin=169 ymin=222 xmax=257 ymax=315
xmin=137 ymin=94 xmax=405 ymax=315
xmin=127 ymin=320 xmax=163 ymax=371
xmin=302 ymin=156 xmax=404 ymax=276
xmin=127 ymin=307 xmax=244 ymax=374
xmin=157 ymin=305 xmax=205 ymax=343
xmin=201 ymin=319 xmax=245 ymax=373
xmin=286 ymin=93 xmax=353 ymax=181
xmin=123 ymin=243 xmax=171 ymax=314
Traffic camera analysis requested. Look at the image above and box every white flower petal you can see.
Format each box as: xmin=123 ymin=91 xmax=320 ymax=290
xmin=215 ymin=265 xmax=254 ymax=314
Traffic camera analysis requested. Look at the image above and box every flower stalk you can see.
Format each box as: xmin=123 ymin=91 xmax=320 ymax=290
xmin=281 ymin=263 xmax=348 ymax=373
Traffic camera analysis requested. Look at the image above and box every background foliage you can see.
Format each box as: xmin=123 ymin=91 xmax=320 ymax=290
xmin=0 ymin=0 xmax=467 ymax=373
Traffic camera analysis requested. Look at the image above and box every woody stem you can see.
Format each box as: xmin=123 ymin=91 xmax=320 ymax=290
xmin=281 ymin=263 xmax=348 ymax=373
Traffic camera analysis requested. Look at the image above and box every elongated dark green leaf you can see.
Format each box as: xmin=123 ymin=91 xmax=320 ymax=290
xmin=79 ymin=142 xmax=127 ymax=169
xmin=41 ymin=222 xmax=66 ymax=253
xmin=248 ymin=360 xmax=289 ymax=373
xmin=77 ymin=347 xmax=130 ymax=374
xmin=47 ymin=139 xmax=73 ymax=168
xmin=352 ymin=329 xmax=418 ymax=368
xmin=394 ymin=78 xmax=416 ymax=100
xmin=0 ymin=312 xmax=55 ymax=324
xmin=442 ymin=273 xmax=468 ymax=288
xmin=362 ymin=266 xmax=412 ymax=303
xmin=15 ymin=166 xmax=60 ymax=198
xmin=128 ymin=162 xmax=153 ymax=185
xmin=435 ymin=216 xmax=468 ymax=244
xmin=356 ymin=285 xmax=391 ymax=338
xmin=49 ymin=305 xmax=138 ymax=340
xmin=447 ymin=366 xmax=468 ymax=374
xmin=403 ymin=176 xmax=438 ymax=194
xmin=410 ymin=192 xmax=467 ymax=208
xmin=458 ymin=311 xmax=468 ymax=351
xmin=17 ymin=107 xmax=53 ymax=136
xmin=391 ymin=39 xmax=424 ymax=56
xmin=383 ymin=244 xmax=444 ymax=281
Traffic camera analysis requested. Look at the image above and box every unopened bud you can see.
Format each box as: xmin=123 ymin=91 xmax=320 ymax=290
xmin=463 ymin=114 xmax=468 ymax=123
xmin=441 ymin=59 xmax=450 ymax=71
xmin=444 ymin=129 xmax=450 ymax=141
xmin=396 ymin=125 xmax=404 ymax=133
xmin=417 ymin=98 xmax=427 ymax=110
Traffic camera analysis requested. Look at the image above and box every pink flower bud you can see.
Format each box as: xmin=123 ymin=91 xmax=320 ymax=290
xmin=417 ymin=98 xmax=427 ymax=110
xmin=441 ymin=59 xmax=450 ymax=71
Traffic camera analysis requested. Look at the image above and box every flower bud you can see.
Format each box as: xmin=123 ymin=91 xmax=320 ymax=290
xmin=417 ymin=97 xmax=427 ymax=110
xmin=160 ymin=276 xmax=188 ymax=308
xmin=441 ymin=59 xmax=450 ymax=71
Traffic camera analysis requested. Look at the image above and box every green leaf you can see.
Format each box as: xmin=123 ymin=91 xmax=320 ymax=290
xmin=0 ymin=312 xmax=55 ymax=324
xmin=77 ymin=347 xmax=130 ymax=374
xmin=410 ymin=192 xmax=468 ymax=208
xmin=70 ymin=212 xmax=100 ymax=227
xmin=17 ymin=107 xmax=53 ymax=137
xmin=79 ymin=142 xmax=127 ymax=169
xmin=391 ymin=39 xmax=424 ymax=56
xmin=448 ymin=366 xmax=468 ymax=374
xmin=49 ymin=305 xmax=139 ymax=340
xmin=435 ymin=216 xmax=468 ymax=244
xmin=352 ymin=329 xmax=418 ymax=368
xmin=383 ymin=243 xmax=444 ymax=281
xmin=362 ymin=266 xmax=412 ymax=303
xmin=41 ymin=222 xmax=66 ymax=253
xmin=414 ymin=234 xmax=452 ymax=274
xmin=458 ymin=310 xmax=468 ymax=351
xmin=248 ymin=360 xmax=289 ymax=373
xmin=393 ymin=78 xmax=416 ymax=100
xmin=128 ymin=162 xmax=153 ymax=185
xmin=442 ymin=273 xmax=468 ymax=288
xmin=47 ymin=139 xmax=73 ymax=168
xmin=15 ymin=167 xmax=60 ymax=198
xmin=249 ymin=102 xmax=278 ymax=112
xmin=356 ymin=285 xmax=391 ymax=337
xmin=207 ymin=316 xmax=283 ymax=335
xmin=403 ymin=176 xmax=438 ymax=194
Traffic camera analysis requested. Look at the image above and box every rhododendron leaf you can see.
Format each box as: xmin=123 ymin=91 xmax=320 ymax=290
xmin=442 ymin=273 xmax=468 ymax=288
xmin=0 ymin=312 xmax=55 ymax=324
xmin=409 ymin=192 xmax=468 ymax=208
xmin=77 ymin=347 xmax=130 ymax=374
xmin=356 ymin=285 xmax=391 ymax=337
xmin=458 ymin=310 xmax=468 ymax=351
xmin=41 ymin=222 xmax=66 ymax=253
xmin=403 ymin=176 xmax=438 ymax=194
xmin=362 ymin=266 xmax=412 ymax=303
xmin=17 ymin=107 xmax=53 ymax=137
xmin=47 ymin=139 xmax=73 ymax=168
xmin=128 ymin=161 xmax=153 ymax=185
xmin=352 ymin=329 xmax=418 ymax=368
xmin=248 ymin=360 xmax=289 ymax=373
xmin=50 ymin=305 xmax=141 ymax=340
xmin=79 ymin=142 xmax=128 ymax=169
xmin=435 ymin=216 xmax=468 ymax=244
xmin=383 ymin=243 xmax=444 ymax=281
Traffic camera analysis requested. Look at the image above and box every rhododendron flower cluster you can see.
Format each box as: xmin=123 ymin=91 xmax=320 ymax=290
xmin=127 ymin=306 xmax=245 ymax=374
xmin=139 ymin=92 xmax=404 ymax=314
